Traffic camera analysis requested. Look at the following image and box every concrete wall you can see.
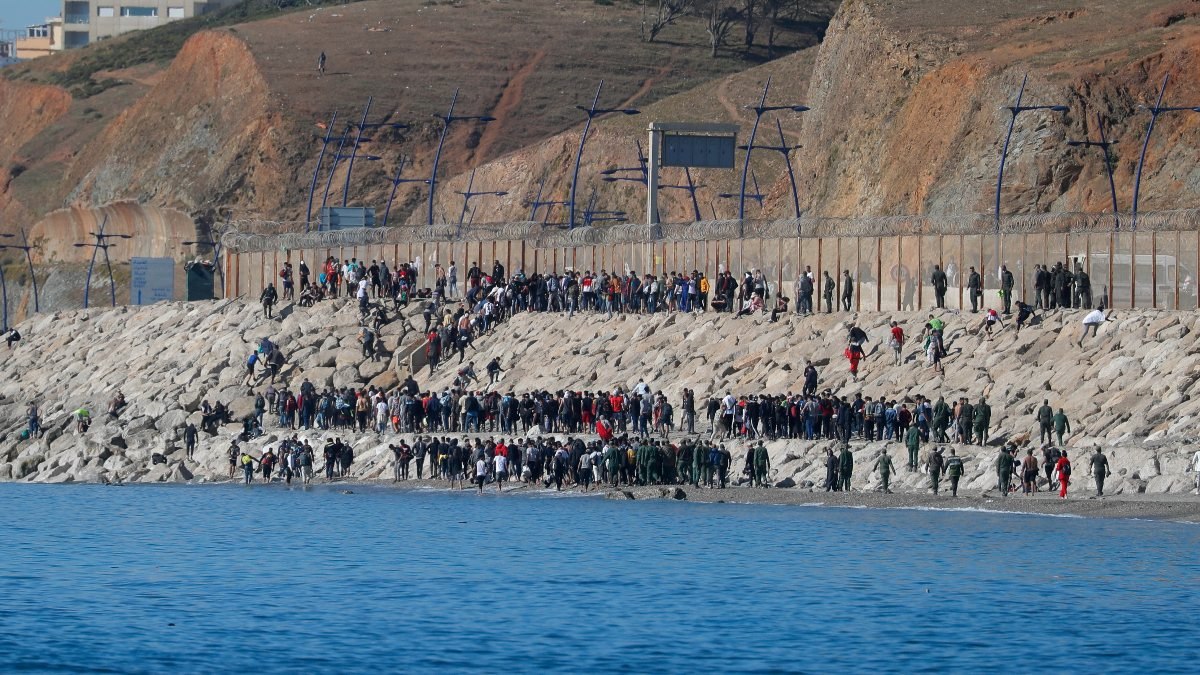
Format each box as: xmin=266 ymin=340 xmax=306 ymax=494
xmin=223 ymin=230 xmax=1200 ymax=312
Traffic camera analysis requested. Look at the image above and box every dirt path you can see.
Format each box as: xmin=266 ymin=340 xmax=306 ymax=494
xmin=618 ymin=51 xmax=675 ymax=110
xmin=473 ymin=49 xmax=546 ymax=162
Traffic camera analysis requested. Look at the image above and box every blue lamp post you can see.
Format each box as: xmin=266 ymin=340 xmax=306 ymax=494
xmin=739 ymin=119 xmax=802 ymax=220
xmin=73 ymin=216 xmax=130 ymax=308
xmin=1131 ymin=74 xmax=1200 ymax=230
xmin=0 ymin=228 xmax=41 ymax=312
xmin=737 ymin=77 xmax=808 ymax=220
xmin=305 ymin=111 xmax=339 ymax=226
xmin=567 ymin=80 xmax=640 ymax=228
xmin=455 ymin=168 xmax=508 ymax=228
xmin=428 ymin=89 xmax=496 ymax=227
xmin=381 ymin=155 xmax=427 ymax=228
xmin=1066 ymin=114 xmax=1119 ymax=223
xmin=341 ymin=104 xmax=409 ymax=208
xmin=602 ymin=141 xmax=704 ymax=221
xmin=528 ymin=177 xmax=569 ymax=224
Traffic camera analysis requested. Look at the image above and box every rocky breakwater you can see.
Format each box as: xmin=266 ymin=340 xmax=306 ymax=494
xmin=0 ymin=297 xmax=422 ymax=483
xmin=426 ymin=306 xmax=1200 ymax=495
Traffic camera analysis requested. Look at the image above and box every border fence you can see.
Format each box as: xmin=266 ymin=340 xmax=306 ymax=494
xmin=221 ymin=210 xmax=1200 ymax=311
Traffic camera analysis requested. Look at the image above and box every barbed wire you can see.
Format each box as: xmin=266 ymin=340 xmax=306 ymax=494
xmin=220 ymin=209 xmax=1200 ymax=252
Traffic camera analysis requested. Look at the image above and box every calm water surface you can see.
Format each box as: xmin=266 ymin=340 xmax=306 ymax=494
xmin=1 ymin=483 xmax=1198 ymax=673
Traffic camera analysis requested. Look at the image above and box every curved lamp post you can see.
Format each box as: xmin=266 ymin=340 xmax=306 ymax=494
xmin=342 ymin=105 xmax=409 ymax=208
xmin=0 ymin=228 xmax=40 ymax=312
xmin=737 ymin=76 xmax=808 ymax=220
xmin=73 ymin=216 xmax=131 ymax=308
xmin=739 ymin=118 xmax=802 ymax=220
xmin=528 ymin=177 xmax=569 ymax=224
xmin=305 ymin=111 xmax=339 ymax=226
xmin=1066 ymin=114 xmax=1119 ymax=225
xmin=568 ymin=80 xmax=640 ymax=228
xmin=1131 ymin=74 xmax=1200 ymax=230
xmin=381 ymin=155 xmax=427 ymax=228
xmin=428 ymin=89 xmax=496 ymax=227
xmin=455 ymin=168 xmax=508 ymax=231
xmin=994 ymin=73 xmax=1068 ymax=269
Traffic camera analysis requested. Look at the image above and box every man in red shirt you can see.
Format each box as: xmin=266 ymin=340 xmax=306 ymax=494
xmin=1054 ymin=450 xmax=1072 ymax=499
xmin=889 ymin=321 xmax=905 ymax=366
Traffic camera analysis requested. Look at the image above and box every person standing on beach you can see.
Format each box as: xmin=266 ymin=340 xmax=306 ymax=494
xmin=945 ymin=448 xmax=964 ymax=497
xmin=1021 ymin=448 xmax=1039 ymax=494
xmin=1037 ymin=400 xmax=1054 ymax=445
xmin=494 ymin=451 xmax=508 ymax=493
xmin=753 ymin=442 xmax=770 ymax=488
xmin=873 ymin=450 xmax=895 ymax=494
xmin=905 ymin=423 xmax=920 ymax=471
xmin=240 ymin=451 xmax=257 ymax=484
xmin=1090 ymin=447 xmax=1111 ymax=496
xmin=824 ymin=448 xmax=839 ymax=491
xmin=839 ymin=444 xmax=854 ymax=492
xmin=995 ymin=446 xmax=1014 ymax=497
xmin=475 ymin=455 xmax=488 ymax=494
xmin=928 ymin=447 xmax=944 ymax=494
xmin=1054 ymin=449 xmax=1072 ymax=499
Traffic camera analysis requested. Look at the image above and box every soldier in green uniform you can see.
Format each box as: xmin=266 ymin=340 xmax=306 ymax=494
xmin=677 ymin=441 xmax=692 ymax=485
xmin=973 ymin=397 xmax=991 ymax=446
xmin=822 ymin=271 xmax=835 ymax=314
xmin=927 ymin=447 xmax=945 ymax=494
xmin=838 ymin=444 xmax=854 ymax=492
xmin=692 ymin=440 xmax=705 ymax=487
xmin=945 ymin=448 xmax=965 ymax=497
xmin=958 ymin=398 xmax=974 ymax=445
xmin=995 ymin=444 xmax=1015 ymax=497
xmin=637 ymin=440 xmax=652 ymax=485
xmin=873 ymin=449 xmax=896 ymax=493
xmin=1090 ymin=446 xmax=1111 ymax=496
xmin=905 ymin=424 xmax=921 ymax=471
xmin=753 ymin=441 xmax=771 ymax=487
xmin=605 ymin=442 xmax=621 ymax=487
xmin=1053 ymin=408 xmax=1071 ymax=446
xmin=1037 ymin=400 xmax=1055 ymax=445
xmin=650 ymin=441 xmax=663 ymax=484
xmin=932 ymin=396 xmax=951 ymax=443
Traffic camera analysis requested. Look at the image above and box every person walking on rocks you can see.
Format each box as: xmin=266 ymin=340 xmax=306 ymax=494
xmin=928 ymin=447 xmax=945 ymax=494
xmin=1037 ymin=400 xmax=1055 ymax=445
xmin=1090 ymin=447 xmax=1111 ymax=496
xmin=822 ymin=271 xmax=835 ymax=313
xmin=999 ymin=264 xmax=1015 ymax=314
xmin=753 ymin=441 xmax=770 ymax=488
xmin=1078 ymin=308 xmax=1111 ymax=347
xmin=838 ymin=444 xmax=854 ymax=492
xmin=1054 ymin=449 xmax=1072 ymax=499
xmin=931 ymin=264 xmax=948 ymax=309
xmin=995 ymin=445 xmax=1014 ymax=497
xmin=967 ymin=266 xmax=982 ymax=312
xmin=841 ymin=270 xmax=854 ymax=311
xmin=945 ymin=448 xmax=964 ymax=497
xmin=1053 ymin=408 xmax=1071 ymax=446
xmin=260 ymin=283 xmax=278 ymax=319
xmin=889 ymin=321 xmax=905 ymax=365
xmin=184 ymin=422 xmax=198 ymax=460
xmin=873 ymin=449 xmax=896 ymax=493
xmin=973 ymin=398 xmax=991 ymax=446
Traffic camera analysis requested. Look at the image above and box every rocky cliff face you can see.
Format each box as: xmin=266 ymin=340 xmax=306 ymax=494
xmin=0 ymin=299 xmax=1196 ymax=496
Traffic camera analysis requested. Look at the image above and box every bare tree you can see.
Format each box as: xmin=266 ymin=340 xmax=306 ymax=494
xmin=741 ymin=0 xmax=761 ymax=47
xmin=705 ymin=1 xmax=741 ymax=57
xmin=645 ymin=0 xmax=693 ymax=42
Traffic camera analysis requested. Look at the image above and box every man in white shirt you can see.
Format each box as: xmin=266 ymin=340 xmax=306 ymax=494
xmin=493 ymin=453 xmax=507 ymax=492
xmin=1078 ymin=308 xmax=1110 ymax=348
xmin=1191 ymin=449 xmax=1200 ymax=494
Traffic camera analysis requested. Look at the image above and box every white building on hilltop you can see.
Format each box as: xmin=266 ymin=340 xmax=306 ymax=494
xmin=62 ymin=0 xmax=239 ymax=48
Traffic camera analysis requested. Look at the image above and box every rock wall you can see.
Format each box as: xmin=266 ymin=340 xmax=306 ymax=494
xmin=0 ymin=298 xmax=1197 ymax=496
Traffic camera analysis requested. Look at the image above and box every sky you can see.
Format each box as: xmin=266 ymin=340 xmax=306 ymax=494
xmin=0 ymin=0 xmax=62 ymax=31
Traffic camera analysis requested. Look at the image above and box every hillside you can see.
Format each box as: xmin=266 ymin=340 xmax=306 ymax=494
xmin=435 ymin=0 xmax=1200 ymax=223
xmin=0 ymin=0 xmax=831 ymax=244
xmin=1 ymin=299 xmax=1197 ymax=497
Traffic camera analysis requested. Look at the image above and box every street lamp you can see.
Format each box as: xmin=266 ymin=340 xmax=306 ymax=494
xmin=0 ymin=228 xmax=40 ymax=312
xmin=381 ymin=155 xmax=427 ymax=228
xmin=428 ymin=88 xmax=496 ymax=227
xmin=1066 ymin=114 xmax=1119 ymax=223
xmin=455 ymin=168 xmax=508 ymax=228
xmin=581 ymin=189 xmax=627 ymax=227
xmin=601 ymin=140 xmax=704 ymax=221
xmin=305 ymin=111 xmax=339 ymax=226
xmin=528 ymin=177 xmax=569 ymax=224
xmin=568 ymin=80 xmax=640 ymax=228
xmin=72 ymin=216 xmax=131 ymax=308
xmin=1131 ymin=74 xmax=1200 ymax=230
xmin=738 ymin=76 xmax=808 ymax=220
xmin=739 ymin=118 xmax=802 ymax=220
xmin=720 ymin=171 xmax=765 ymax=211
xmin=341 ymin=98 xmax=409 ymax=208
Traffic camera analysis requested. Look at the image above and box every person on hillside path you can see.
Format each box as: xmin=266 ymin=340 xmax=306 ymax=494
xmin=1078 ymin=308 xmax=1111 ymax=347
xmin=873 ymin=450 xmax=895 ymax=493
xmin=945 ymin=448 xmax=964 ymax=497
xmin=1090 ymin=447 xmax=1111 ymax=496
xmin=1054 ymin=449 xmax=1072 ymax=499
xmin=317 ymin=51 xmax=326 ymax=77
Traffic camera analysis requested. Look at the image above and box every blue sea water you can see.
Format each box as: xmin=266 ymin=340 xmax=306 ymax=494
xmin=0 ymin=483 xmax=1198 ymax=673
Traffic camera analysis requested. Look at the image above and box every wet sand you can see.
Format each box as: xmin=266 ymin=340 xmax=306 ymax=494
xmin=284 ymin=475 xmax=1200 ymax=523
